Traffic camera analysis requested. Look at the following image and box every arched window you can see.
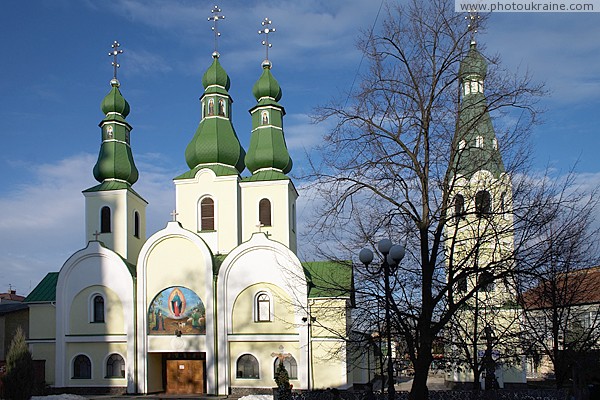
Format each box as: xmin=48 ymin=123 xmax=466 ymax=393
xmin=475 ymin=190 xmax=491 ymax=217
xmin=475 ymin=136 xmax=484 ymax=148
xmin=200 ymin=197 xmax=215 ymax=231
xmin=208 ymin=99 xmax=215 ymax=116
xmin=259 ymin=198 xmax=271 ymax=227
xmin=93 ymin=295 xmax=105 ymax=323
xmin=134 ymin=211 xmax=140 ymax=238
xmin=236 ymin=354 xmax=259 ymax=379
xmin=218 ymin=99 xmax=226 ymax=116
xmin=101 ymin=206 xmax=111 ymax=233
xmin=73 ymin=355 xmax=91 ymax=379
xmin=106 ymin=125 xmax=113 ymax=139
xmin=256 ymin=292 xmax=271 ymax=322
xmin=261 ymin=110 xmax=269 ymax=125
xmin=478 ymin=271 xmax=494 ymax=292
xmin=454 ymin=194 xmax=465 ymax=222
xmin=274 ymin=356 xmax=298 ymax=379
xmin=106 ymin=354 xmax=125 ymax=378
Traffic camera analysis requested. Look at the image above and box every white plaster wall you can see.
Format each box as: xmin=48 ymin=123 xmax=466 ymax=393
xmin=174 ymin=168 xmax=241 ymax=254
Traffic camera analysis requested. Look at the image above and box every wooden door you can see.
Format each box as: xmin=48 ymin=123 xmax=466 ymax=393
xmin=166 ymin=360 xmax=204 ymax=394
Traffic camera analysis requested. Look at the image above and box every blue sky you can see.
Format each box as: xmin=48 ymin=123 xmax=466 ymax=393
xmin=1 ymin=0 xmax=599 ymax=295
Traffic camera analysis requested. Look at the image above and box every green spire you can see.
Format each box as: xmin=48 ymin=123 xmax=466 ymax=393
xmin=245 ymin=61 xmax=292 ymax=181
xmin=91 ymin=78 xmax=139 ymax=187
xmin=455 ymin=42 xmax=504 ymax=179
xmin=181 ymin=54 xmax=246 ymax=177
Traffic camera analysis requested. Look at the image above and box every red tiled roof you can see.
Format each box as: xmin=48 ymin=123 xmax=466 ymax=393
xmin=0 ymin=291 xmax=25 ymax=302
xmin=521 ymin=266 xmax=600 ymax=310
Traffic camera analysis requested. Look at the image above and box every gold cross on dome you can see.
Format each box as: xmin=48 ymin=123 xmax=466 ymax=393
xmin=108 ymin=41 xmax=123 ymax=79
xmin=208 ymin=5 xmax=225 ymax=56
xmin=258 ymin=18 xmax=276 ymax=61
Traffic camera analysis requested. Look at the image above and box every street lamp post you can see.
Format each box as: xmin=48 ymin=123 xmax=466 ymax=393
xmin=359 ymin=239 xmax=405 ymax=400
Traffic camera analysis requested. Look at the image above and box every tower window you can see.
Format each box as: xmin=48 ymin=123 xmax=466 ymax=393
xmin=259 ymin=198 xmax=272 ymax=227
xmin=475 ymin=136 xmax=484 ymax=148
xmin=478 ymin=271 xmax=495 ymax=292
xmin=200 ymin=197 xmax=215 ymax=231
xmin=237 ymin=354 xmax=259 ymax=379
xmin=93 ymin=295 xmax=105 ymax=323
xmin=475 ymin=190 xmax=491 ymax=217
xmin=106 ymin=354 xmax=125 ymax=378
xmin=73 ymin=355 xmax=91 ymax=379
xmin=454 ymin=194 xmax=465 ymax=221
xmin=256 ymin=292 xmax=271 ymax=322
xmin=261 ymin=110 xmax=269 ymax=125
xmin=208 ymin=99 xmax=215 ymax=116
xmin=100 ymin=206 xmax=111 ymax=233
xmin=274 ymin=356 xmax=298 ymax=380
xmin=106 ymin=125 xmax=114 ymax=139
xmin=218 ymin=99 xmax=226 ymax=116
xmin=134 ymin=211 xmax=140 ymax=238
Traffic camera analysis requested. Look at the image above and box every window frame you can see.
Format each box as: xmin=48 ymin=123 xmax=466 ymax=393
xmin=72 ymin=354 xmax=92 ymax=379
xmin=273 ymin=356 xmax=298 ymax=380
xmin=91 ymin=294 xmax=105 ymax=323
xmin=475 ymin=190 xmax=492 ymax=217
xmin=199 ymin=196 xmax=215 ymax=231
xmin=105 ymin=353 xmax=125 ymax=379
xmin=236 ymin=354 xmax=260 ymax=379
xmin=100 ymin=206 xmax=111 ymax=233
xmin=259 ymin=198 xmax=272 ymax=227
xmin=255 ymin=291 xmax=272 ymax=322
xmin=134 ymin=210 xmax=140 ymax=238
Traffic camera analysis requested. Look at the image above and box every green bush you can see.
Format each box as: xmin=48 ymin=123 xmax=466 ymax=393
xmin=2 ymin=326 xmax=34 ymax=400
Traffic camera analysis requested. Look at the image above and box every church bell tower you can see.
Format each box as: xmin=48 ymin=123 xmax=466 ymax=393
xmin=83 ymin=41 xmax=147 ymax=265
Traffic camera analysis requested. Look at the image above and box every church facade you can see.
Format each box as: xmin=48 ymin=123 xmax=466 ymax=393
xmin=24 ymin=45 xmax=355 ymax=394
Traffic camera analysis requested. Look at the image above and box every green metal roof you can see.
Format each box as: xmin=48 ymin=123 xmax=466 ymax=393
xmin=185 ymin=117 xmax=246 ymax=173
xmin=24 ymin=272 xmax=59 ymax=303
xmin=82 ymin=182 xmax=146 ymax=202
xmin=303 ymin=261 xmax=354 ymax=300
xmin=454 ymin=42 xmax=504 ymax=179
xmin=101 ymin=79 xmax=130 ymax=117
xmin=202 ymin=56 xmax=230 ymax=91
xmin=459 ymin=42 xmax=487 ymax=79
xmin=242 ymin=169 xmax=290 ymax=182
xmin=183 ymin=55 xmax=246 ymax=176
xmin=252 ymin=63 xmax=282 ymax=101
xmin=245 ymin=62 xmax=292 ymax=179
xmin=174 ymin=164 xmax=240 ymax=180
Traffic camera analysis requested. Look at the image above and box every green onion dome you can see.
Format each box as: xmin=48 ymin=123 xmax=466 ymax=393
xmin=93 ymin=79 xmax=138 ymax=185
xmin=252 ymin=60 xmax=282 ymax=101
xmin=202 ymin=55 xmax=231 ymax=91
xmin=101 ymin=79 xmax=130 ymax=117
xmin=459 ymin=41 xmax=487 ymax=80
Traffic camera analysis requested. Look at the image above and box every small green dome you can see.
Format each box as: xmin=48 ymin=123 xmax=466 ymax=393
xmin=252 ymin=61 xmax=282 ymax=101
xmin=459 ymin=42 xmax=487 ymax=79
xmin=101 ymin=79 xmax=130 ymax=117
xmin=202 ymin=55 xmax=230 ymax=90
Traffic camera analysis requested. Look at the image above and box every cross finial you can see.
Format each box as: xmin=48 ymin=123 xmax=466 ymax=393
xmin=108 ymin=41 xmax=123 ymax=80
xmin=258 ymin=18 xmax=275 ymax=63
xmin=466 ymin=9 xmax=480 ymax=44
xmin=93 ymin=230 xmax=101 ymax=240
xmin=170 ymin=210 xmax=179 ymax=222
xmin=208 ymin=5 xmax=225 ymax=58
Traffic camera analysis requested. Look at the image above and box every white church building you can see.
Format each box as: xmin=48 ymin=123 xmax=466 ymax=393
xmin=24 ymin=38 xmax=356 ymax=395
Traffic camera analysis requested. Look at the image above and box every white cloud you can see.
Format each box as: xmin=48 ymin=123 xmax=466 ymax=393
xmin=0 ymin=153 xmax=176 ymax=296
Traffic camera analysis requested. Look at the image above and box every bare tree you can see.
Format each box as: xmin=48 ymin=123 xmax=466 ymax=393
xmin=299 ymin=0 xmax=561 ymax=398
xmin=520 ymin=187 xmax=600 ymax=400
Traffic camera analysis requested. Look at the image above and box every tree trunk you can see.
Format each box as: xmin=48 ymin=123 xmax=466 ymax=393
xmin=409 ymin=348 xmax=433 ymax=400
